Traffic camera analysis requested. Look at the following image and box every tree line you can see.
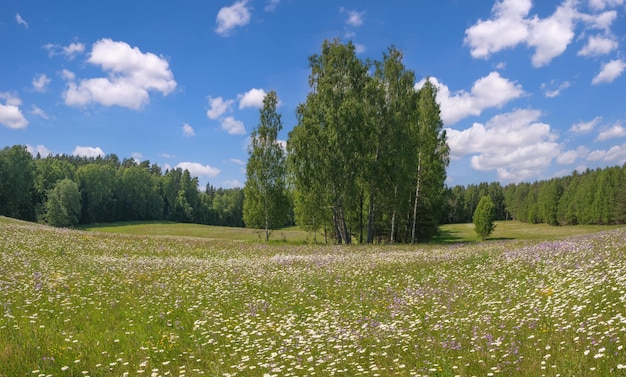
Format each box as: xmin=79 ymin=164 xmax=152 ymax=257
xmin=445 ymin=164 xmax=626 ymax=226
xmin=0 ymin=144 xmax=245 ymax=228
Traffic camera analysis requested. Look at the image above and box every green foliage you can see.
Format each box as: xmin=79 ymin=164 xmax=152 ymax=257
xmin=0 ymin=145 xmax=36 ymax=220
xmin=288 ymin=41 xmax=449 ymax=244
xmin=243 ymin=91 xmax=290 ymax=241
xmin=473 ymin=195 xmax=496 ymax=241
xmin=45 ymin=178 xmax=81 ymax=227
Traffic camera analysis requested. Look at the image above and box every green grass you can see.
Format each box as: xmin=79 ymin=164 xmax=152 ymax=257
xmin=80 ymin=221 xmax=311 ymax=243
xmin=436 ymin=220 xmax=624 ymax=243
xmin=0 ymin=217 xmax=625 ymax=376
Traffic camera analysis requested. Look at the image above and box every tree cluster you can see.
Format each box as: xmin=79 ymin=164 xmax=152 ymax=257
xmin=287 ymin=40 xmax=450 ymax=244
xmin=0 ymin=145 xmax=245 ymax=228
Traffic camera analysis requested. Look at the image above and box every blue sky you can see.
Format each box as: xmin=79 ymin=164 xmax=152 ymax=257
xmin=1 ymin=0 xmax=626 ymax=189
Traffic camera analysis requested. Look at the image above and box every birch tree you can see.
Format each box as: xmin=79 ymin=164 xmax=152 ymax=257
xmin=243 ymin=90 xmax=290 ymax=241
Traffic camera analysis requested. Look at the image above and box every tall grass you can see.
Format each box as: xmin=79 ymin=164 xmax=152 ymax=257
xmin=1 ymin=220 xmax=624 ymax=376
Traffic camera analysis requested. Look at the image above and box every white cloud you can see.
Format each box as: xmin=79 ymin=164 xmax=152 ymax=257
xmin=354 ymin=43 xmax=366 ymax=54
xmin=587 ymin=143 xmax=626 ymax=164
xmin=131 ymin=152 xmax=143 ymax=161
xmin=32 ymin=74 xmax=51 ymax=92
xmin=541 ymin=79 xmax=570 ymax=98
xmin=526 ymin=0 xmax=577 ymax=67
xmin=16 ymin=13 xmax=28 ymax=28
xmin=464 ymin=0 xmax=532 ymax=59
xmin=591 ymin=59 xmax=626 ymax=84
xmin=207 ymin=96 xmax=233 ymax=119
xmin=587 ymin=149 xmax=606 ymax=160
xmin=265 ymin=0 xmax=280 ymax=12
xmin=183 ymin=123 xmax=195 ymax=137
xmin=159 ymin=153 xmax=176 ymax=159
xmin=604 ymin=143 xmax=626 ymax=163
xmin=176 ymin=162 xmax=220 ymax=177
xmin=238 ymin=88 xmax=267 ymax=109
xmin=588 ymin=0 xmax=624 ymax=10
xmin=557 ymin=146 xmax=589 ymax=164
xmin=73 ymin=146 xmax=105 ymax=158
xmin=26 ymin=144 xmax=52 ymax=157
xmin=416 ymin=72 xmax=524 ymax=125
xmin=596 ymin=122 xmax=626 ymax=141
xmin=230 ymin=158 xmax=246 ymax=165
xmin=340 ymin=7 xmax=365 ymax=27
xmin=446 ymin=109 xmax=560 ymax=181
xmin=61 ymin=69 xmax=75 ymax=81
xmin=31 ymin=105 xmax=49 ymax=119
xmin=465 ymin=0 xmax=612 ymax=67
xmin=64 ymin=39 xmax=176 ymax=109
xmin=0 ymin=93 xmax=28 ymax=129
xmin=570 ymin=116 xmax=601 ymax=133
xmin=44 ymin=42 xmax=85 ymax=60
xmin=578 ymin=35 xmax=618 ymax=56
xmin=216 ymin=0 xmax=251 ymax=36
xmin=221 ymin=116 xmax=246 ymax=135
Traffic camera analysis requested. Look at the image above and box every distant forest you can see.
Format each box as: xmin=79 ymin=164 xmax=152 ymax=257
xmin=0 ymin=145 xmax=248 ymax=228
xmin=2 ymin=143 xmax=626 ymax=234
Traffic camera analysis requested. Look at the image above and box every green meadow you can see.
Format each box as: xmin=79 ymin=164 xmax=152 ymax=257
xmin=1 ymin=217 xmax=625 ymax=376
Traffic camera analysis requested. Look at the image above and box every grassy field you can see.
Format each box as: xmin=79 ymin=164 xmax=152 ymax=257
xmin=1 ymin=217 xmax=625 ymax=376
xmin=80 ymin=219 xmax=625 ymax=244
xmin=80 ymin=221 xmax=310 ymax=243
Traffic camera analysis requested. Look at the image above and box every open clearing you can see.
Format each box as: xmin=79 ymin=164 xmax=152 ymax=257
xmin=1 ymin=217 xmax=625 ymax=376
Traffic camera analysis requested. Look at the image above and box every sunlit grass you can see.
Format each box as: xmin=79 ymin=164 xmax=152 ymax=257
xmin=437 ymin=220 xmax=624 ymax=243
xmin=80 ymin=221 xmax=310 ymax=243
xmin=1 ymin=218 xmax=625 ymax=376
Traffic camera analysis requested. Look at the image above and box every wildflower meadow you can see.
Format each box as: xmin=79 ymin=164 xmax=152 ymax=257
xmin=1 ymin=221 xmax=625 ymax=376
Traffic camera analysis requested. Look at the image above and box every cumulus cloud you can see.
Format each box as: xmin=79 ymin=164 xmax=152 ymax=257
xmin=570 ymin=116 xmax=601 ymax=133
xmin=446 ymin=109 xmax=560 ymax=181
xmin=131 ymin=152 xmax=143 ymax=161
xmin=182 ymin=123 xmax=195 ymax=137
xmin=32 ymin=74 xmax=51 ymax=92
xmin=464 ymin=0 xmax=532 ymax=59
xmin=44 ymin=42 xmax=85 ymax=60
xmin=596 ymin=122 xmax=626 ymax=141
xmin=206 ymin=96 xmax=234 ymax=119
xmin=31 ymin=105 xmax=49 ymax=119
xmin=16 ymin=13 xmax=28 ymax=28
xmin=416 ymin=72 xmax=524 ymax=125
xmin=63 ymin=39 xmax=176 ymax=109
xmin=340 ymin=7 xmax=365 ymax=27
xmin=591 ymin=59 xmax=626 ymax=84
xmin=557 ymin=146 xmax=589 ymax=164
xmin=230 ymin=158 xmax=246 ymax=165
xmin=216 ymin=0 xmax=251 ymax=36
xmin=238 ymin=88 xmax=267 ymax=109
xmin=176 ymin=162 xmax=220 ymax=177
xmin=26 ymin=144 xmax=52 ymax=157
xmin=221 ymin=116 xmax=246 ymax=135
xmin=578 ymin=35 xmax=618 ymax=56
xmin=73 ymin=146 xmax=105 ymax=158
xmin=588 ymin=143 xmax=626 ymax=164
xmin=465 ymin=0 xmax=616 ymax=67
xmin=0 ymin=92 xmax=28 ymax=129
